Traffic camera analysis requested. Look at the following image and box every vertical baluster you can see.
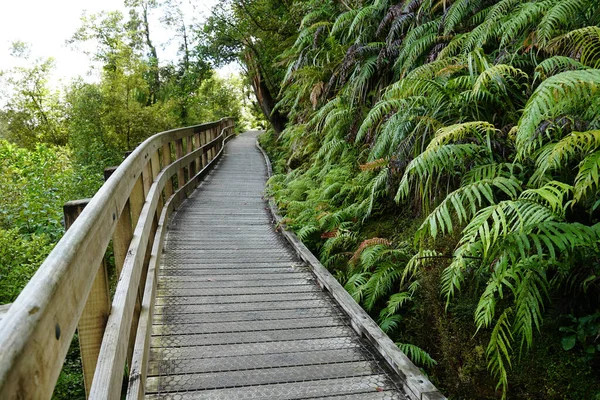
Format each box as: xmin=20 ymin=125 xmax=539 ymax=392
xmin=194 ymin=132 xmax=201 ymax=175
xmin=187 ymin=134 xmax=195 ymax=183
xmin=175 ymin=138 xmax=185 ymax=190
xmin=103 ymin=168 xmax=132 ymax=279
xmin=162 ymin=142 xmax=173 ymax=199
xmin=150 ymin=151 xmax=163 ymax=215
xmin=63 ymin=200 xmax=111 ymax=398
xmin=213 ymin=125 xmax=218 ymax=156
xmin=201 ymin=130 xmax=208 ymax=168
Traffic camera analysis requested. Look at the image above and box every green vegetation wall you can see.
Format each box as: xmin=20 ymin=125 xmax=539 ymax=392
xmin=207 ymin=0 xmax=600 ymax=398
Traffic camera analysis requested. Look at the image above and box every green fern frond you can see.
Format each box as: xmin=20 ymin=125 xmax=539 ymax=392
xmin=397 ymin=342 xmax=438 ymax=368
xmin=574 ymin=150 xmax=600 ymax=201
xmin=297 ymin=224 xmax=320 ymax=241
xmin=419 ymin=176 xmax=521 ymax=239
xmin=516 ymin=69 xmax=600 ymax=158
xmin=356 ymin=99 xmax=407 ymax=143
xmin=462 ymin=163 xmax=522 ymax=184
xmin=396 ymin=143 xmax=490 ymax=202
xmin=381 ymin=291 xmax=414 ymax=318
xmin=379 ymin=314 xmax=402 ymax=333
xmin=537 ymin=0 xmax=593 ymax=45
xmin=331 ymin=9 xmax=360 ymax=37
xmin=486 ymin=309 xmax=513 ymax=397
xmin=532 ymin=130 xmax=600 ymax=183
xmin=403 ymin=249 xmax=442 ymax=284
xmin=512 ymin=264 xmax=548 ymax=351
xmin=428 ymin=121 xmax=497 ymax=149
xmin=519 ymin=180 xmax=573 ymax=216
xmin=547 ymin=26 xmax=600 ymax=68
xmin=499 ymin=0 xmax=553 ymax=50
xmin=533 ymin=56 xmax=587 ymax=83
xmin=364 ymin=167 xmax=389 ymax=221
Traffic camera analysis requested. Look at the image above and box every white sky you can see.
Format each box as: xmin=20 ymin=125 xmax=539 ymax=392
xmin=0 ymin=0 xmax=223 ymax=86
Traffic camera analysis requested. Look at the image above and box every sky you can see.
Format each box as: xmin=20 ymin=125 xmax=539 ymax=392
xmin=0 ymin=0 xmax=222 ymax=86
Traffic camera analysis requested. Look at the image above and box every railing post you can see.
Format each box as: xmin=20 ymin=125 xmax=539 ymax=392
xmin=130 ymin=175 xmax=145 ymax=229
xmin=187 ymin=134 xmax=195 ymax=180
xmin=194 ymin=132 xmax=201 ymax=175
xmin=104 ymin=168 xmax=133 ymax=278
xmin=162 ymin=143 xmax=174 ymax=199
xmin=212 ymin=126 xmax=218 ymax=159
xmin=150 ymin=152 xmax=163 ymax=215
xmin=63 ymin=199 xmax=111 ymax=398
xmin=201 ymin=130 xmax=208 ymax=168
xmin=175 ymin=138 xmax=185 ymax=191
xmin=206 ymin=128 xmax=212 ymax=162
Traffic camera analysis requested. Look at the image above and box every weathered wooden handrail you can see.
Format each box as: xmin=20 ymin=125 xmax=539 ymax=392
xmin=0 ymin=118 xmax=235 ymax=399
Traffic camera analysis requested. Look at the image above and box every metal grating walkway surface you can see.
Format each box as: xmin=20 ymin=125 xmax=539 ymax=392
xmin=147 ymin=131 xmax=408 ymax=399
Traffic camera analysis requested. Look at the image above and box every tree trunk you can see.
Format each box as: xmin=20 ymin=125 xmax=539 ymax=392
xmin=244 ymin=51 xmax=287 ymax=135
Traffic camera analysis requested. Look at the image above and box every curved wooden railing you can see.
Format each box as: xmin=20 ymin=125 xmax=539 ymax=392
xmin=0 ymin=118 xmax=235 ymax=399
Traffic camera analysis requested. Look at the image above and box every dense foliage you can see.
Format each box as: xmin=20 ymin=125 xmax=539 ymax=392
xmin=204 ymin=0 xmax=600 ymax=398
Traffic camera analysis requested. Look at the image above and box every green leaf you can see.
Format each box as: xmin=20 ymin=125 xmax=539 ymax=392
xmin=561 ymin=335 xmax=577 ymax=350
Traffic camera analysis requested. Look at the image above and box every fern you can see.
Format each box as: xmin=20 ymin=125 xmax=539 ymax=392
xmin=397 ymin=343 xmax=438 ymax=368
xmin=533 ymin=56 xmax=587 ymax=83
xmin=574 ymin=150 xmax=600 ymax=202
xmin=516 ymin=69 xmax=600 ymax=158
xmin=419 ymin=176 xmax=521 ymax=239
xmin=486 ymin=309 xmax=513 ymax=396
xmin=537 ymin=0 xmax=593 ymax=45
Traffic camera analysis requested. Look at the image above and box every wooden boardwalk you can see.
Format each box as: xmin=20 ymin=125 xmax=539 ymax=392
xmin=147 ymin=131 xmax=408 ymax=399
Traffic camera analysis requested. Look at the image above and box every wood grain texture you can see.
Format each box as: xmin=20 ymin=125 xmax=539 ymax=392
xmin=0 ymin=118 xmax=232 ymax=400
xmin=161 ymin=143 xmax=173 ymax=199
xmin=105 ymin=167 xmax=133 ymax=278
xmin=64 ymin=200 xmax=111 ymax=398
xmin=92 ymin=124 xmax=233 ymax=399
xmin=136 ymin=131 xmax=407 ymax=400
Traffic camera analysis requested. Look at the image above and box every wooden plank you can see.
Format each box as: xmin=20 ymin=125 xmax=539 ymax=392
xmin=256 ymin=138 xmax=446 ymax=400
xmin=194 ymin=132 xmax=201 ymax=176
xmin=0 ymin=118 xmax=232 ymax=399
xmin=200 ymin=131 xmax=207 ymax=168
xmin=150 ymin=152 xmax=163 ymax=215
xmin=105 ymin=167 xmax=133 ymax=277
xmin=161 ymin=143 xmax=173 ymax=199
xmin=187 ymin=134 xmax=195 ymax=181
xmin=142 ymin=160 xmax=153 ymax=199
xmin=64 ymin=200 xmax=111 ymax=398
xmin=175 ymin=139 xmax=185 ymax=191
xmin=93 ymin=128 xmax=229 ymax=399
xmin=126 ymin=183 xmax=174 ymax=399
xmin=130 ymin=176 xmax=145 ymax=229
xmin=209 ymin=128 xmax=215 ymax=161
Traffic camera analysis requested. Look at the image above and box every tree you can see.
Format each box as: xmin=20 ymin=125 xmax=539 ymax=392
xmin=0 ymin=42 xmax=67 ymax=147
xmin=199 ymin=0 xmax=299 ymax=134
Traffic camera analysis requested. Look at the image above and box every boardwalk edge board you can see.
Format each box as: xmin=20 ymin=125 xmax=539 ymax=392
xmin=256 ymin=137 xmax=447 ymax=400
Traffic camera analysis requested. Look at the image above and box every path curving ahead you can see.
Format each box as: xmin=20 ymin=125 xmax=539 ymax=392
xmin=146 ymin=131 xmax=408 ymax=399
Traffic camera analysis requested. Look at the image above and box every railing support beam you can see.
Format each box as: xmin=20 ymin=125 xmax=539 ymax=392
xmin=64 ymin=200 xmax=111 ymax=398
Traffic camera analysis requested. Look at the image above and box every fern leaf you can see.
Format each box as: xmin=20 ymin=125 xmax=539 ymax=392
xmin=397 ymin=342 xmax=438 ymax=368
xmin=574 ymin=150 xmax=600 ymax=201
xmin=516 ymin=69 xmax=600 ymax=158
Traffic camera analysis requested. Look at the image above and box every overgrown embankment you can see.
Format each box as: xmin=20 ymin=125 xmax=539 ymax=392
xmin=244 ymin=0 xmax=600 ymax=398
